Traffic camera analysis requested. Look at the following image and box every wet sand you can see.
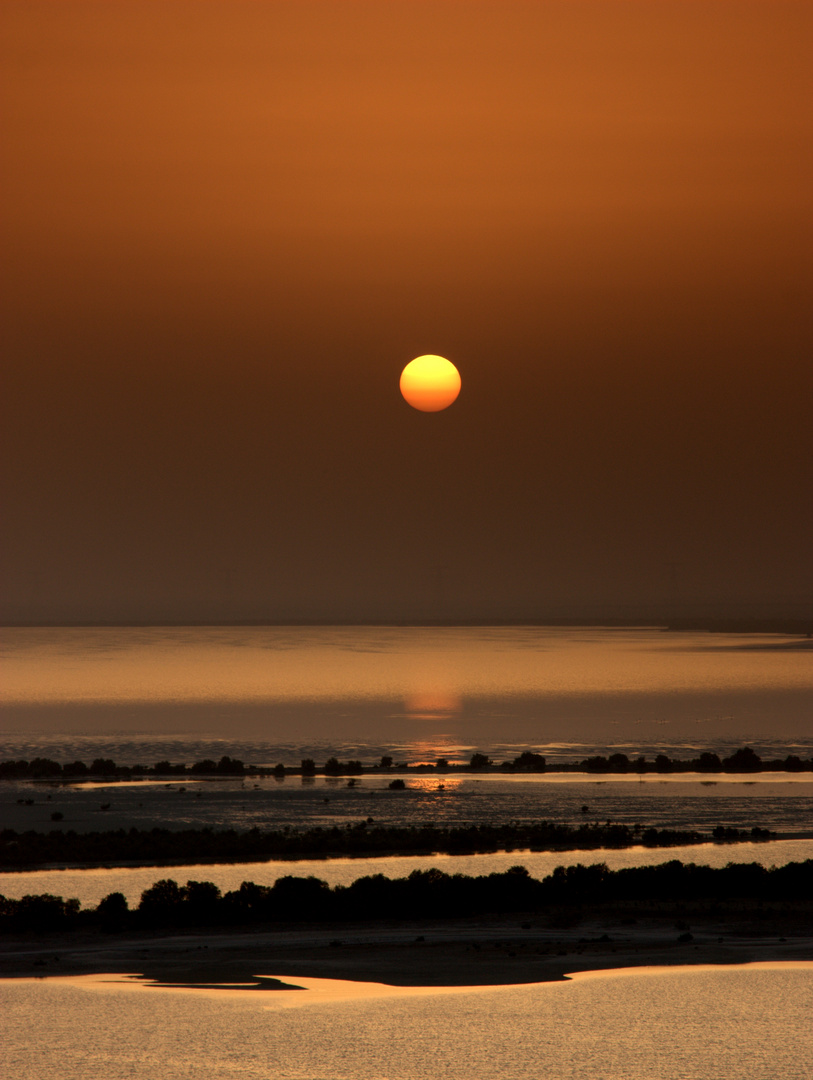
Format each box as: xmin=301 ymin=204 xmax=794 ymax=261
xmin=3 ymin=911 xmax=812 ymax=989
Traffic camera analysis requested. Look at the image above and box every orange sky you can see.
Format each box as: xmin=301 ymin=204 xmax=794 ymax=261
xmin=1 ymin=1 xmax=811 ymax=623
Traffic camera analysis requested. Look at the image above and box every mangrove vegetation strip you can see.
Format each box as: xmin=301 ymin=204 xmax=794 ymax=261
xmin=2 ymin=746 xmax=811 ymax=781
xmin=0 ymin=822 xmax=773 ymax=870
xmin=2 ymin=859 xmax=811 ymax=934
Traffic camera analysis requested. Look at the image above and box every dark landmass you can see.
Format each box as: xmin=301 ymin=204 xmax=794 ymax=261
xmin=665 ymin=617 xmax=813 ymax=636
xmin=3 ymin=913 xmax=811 ymax=989
xmin=2 ymin=861 xmax=811 ymax=986
xmin=5 ymin=618 xmax=812 ymax=634
xmin=3 ymin=746 xmax=811 ymax=783
xmin=3 ymin=861 xmax=809 ymax=934
xmin=0 ymin=822 xmax=774 ymax=871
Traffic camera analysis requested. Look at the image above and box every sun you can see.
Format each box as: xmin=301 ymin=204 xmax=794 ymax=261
xmin=400 ymin=355 xmax=461 ymax=412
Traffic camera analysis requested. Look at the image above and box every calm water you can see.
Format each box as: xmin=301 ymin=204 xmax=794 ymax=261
xmin=2 ymin=964 xmax=811 ymax=1079
xmin=3 ymin=632 xmax=810 ymax=1080
xmin=3 ymin=626 xmax=811 ymax=904
xmin=2 ymin=626 xmax=812 ymax=755
xmin=4 ymin=839 xmax=812 ymax=908
xmin=4 ymin=770 xmax=813 ymax=833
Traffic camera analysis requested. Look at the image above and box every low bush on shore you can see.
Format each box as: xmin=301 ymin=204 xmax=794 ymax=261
xmin=1 ymin=747 xmax=810 ymax=781
xmin=1 ymin=859 xmax=810 ymax=935
xmin=0 ymin=820 xmax=774 ymax=869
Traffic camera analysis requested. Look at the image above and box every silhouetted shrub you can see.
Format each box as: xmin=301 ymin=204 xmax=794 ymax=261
xmin=513 ymin=752 xmax=546 ymax=772
xmin=216 ymin=756 xmax=245 ymax=775
xmin=190 ymin=759 xmax=217 ymax=774
xmin=469 ymin=753 xmax=492 ymax=769
xmin=90 ymin=759 xmax=117 ymax=775
xmin=3 ymin=860 xmax=813 ymax=935
xmin=723 ymin=747 xmax=762 ymax=773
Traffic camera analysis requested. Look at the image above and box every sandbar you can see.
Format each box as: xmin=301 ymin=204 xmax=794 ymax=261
xmin=2 ymin=910 xmax=811 ymax=989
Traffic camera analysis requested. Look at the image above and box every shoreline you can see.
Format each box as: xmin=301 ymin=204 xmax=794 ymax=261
xmin=3 ymin=832 xmax=812 ymax=875
xmin=0 ymin=826 xmax=793 ymax=874
xmin=12 ymin=764 xmax=813 ymax=783
xmin=2 ymin=913 xmax=812 ymax=989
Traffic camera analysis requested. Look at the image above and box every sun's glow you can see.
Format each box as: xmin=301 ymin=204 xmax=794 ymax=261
xmin=404 ymin=690 xmax=461 ymax=720
xmin=400 ymin=355 xmax=461 ymax=412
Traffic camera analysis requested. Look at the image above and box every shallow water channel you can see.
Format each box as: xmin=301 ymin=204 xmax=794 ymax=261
xmin=3 ymin=838 xmax=811 ymax=908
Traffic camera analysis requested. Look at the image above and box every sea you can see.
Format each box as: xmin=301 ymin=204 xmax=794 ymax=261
xmin=2 ymin=625 xmax=812 ymax=873
xmin=3 ymin=624 xmax=812 ymax=759
xmin=2 ymin=625 xmax=812 ymax=1079
xmin=2 ymin=964 xmax=812 ymax=1080
xmin=3 ymin=624 xmax=812 ymax=832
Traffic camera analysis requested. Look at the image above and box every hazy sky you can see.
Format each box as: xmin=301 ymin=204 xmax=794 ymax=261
xmin=2 ymin=1 xmax=811 ymax=623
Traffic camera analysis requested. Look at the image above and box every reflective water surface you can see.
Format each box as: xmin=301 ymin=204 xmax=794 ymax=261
xmin=4 ymin=770 xmax=813 ymax=838
xmin=3 ymin=626 xmax=811 ymax=921
xmin=3 ymin=628 xmax=811 ymax=1077
xmin=3 ymin=626 xmax=812 ymax=750
xmin=2 ymin=963 xmax=811 ymax=1080
xmin=3 ymin=838 xmax=812 ymax=908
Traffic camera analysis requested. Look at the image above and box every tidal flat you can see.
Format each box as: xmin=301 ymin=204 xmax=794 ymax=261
xmin=3 ymin=904 xmax=813 ymax=989
xmin=4 ymin=627 xmax=812 ymax=1045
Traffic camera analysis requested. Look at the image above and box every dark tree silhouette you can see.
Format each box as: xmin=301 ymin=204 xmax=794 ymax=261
xmin=723 ymin=747 xmax=762 ymax=772
xmin=513 ymin=752 xmax=546 ymax=771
